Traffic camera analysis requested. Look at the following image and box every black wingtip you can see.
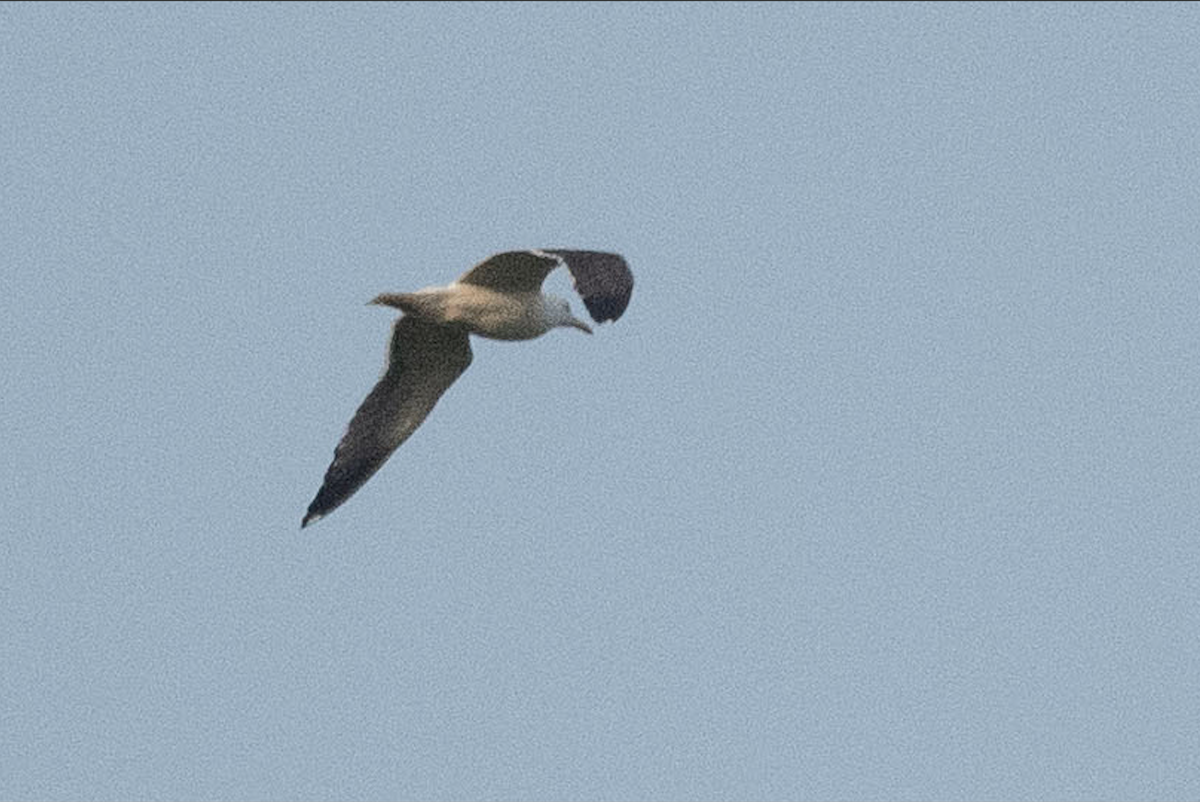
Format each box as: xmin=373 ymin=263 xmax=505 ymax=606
xmin=583 ymin=293 xmax=631 ymax=324
xmin=545 ymin=250 xmax=634 ymax=324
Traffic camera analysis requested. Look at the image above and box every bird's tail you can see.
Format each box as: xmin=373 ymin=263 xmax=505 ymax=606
xmin=369 ymin=292 xmax=442 ymax=319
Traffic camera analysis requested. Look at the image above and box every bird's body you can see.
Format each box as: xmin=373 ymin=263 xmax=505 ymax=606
xmin=301 ymin=249 xmax=633 ymax=528
xmin=373 ymin=286 xmax=586 ymax=340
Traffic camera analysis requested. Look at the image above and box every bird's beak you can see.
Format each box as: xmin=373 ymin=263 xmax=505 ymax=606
xmin=569 ymin=317 xmax=593 ymax=334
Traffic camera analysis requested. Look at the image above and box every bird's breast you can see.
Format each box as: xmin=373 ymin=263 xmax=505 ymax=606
xmin=446 ymin=288 xmax=550 ymax=341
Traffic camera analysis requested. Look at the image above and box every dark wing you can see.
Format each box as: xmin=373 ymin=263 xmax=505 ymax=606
xmin=458 ymin=249 xmax=634 ymax=323
xmin=456 ymin=250 xmax=560 ymax=293
xmin=302 ymin=316 xmax=472 ymax=527
xmin=543 ymin=250 xmax=634 ymax=323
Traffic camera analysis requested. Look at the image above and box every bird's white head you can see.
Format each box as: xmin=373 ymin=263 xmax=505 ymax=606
xmin=545 ymin=294 xmax=593 ymax=334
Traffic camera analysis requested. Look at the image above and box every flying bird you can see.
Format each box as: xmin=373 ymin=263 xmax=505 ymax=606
xmin=302 ymin=249 xmax=634 ymax=528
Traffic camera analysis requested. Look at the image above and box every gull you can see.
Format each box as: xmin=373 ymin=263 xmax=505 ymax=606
xmin=301 ymin=249 xmax=634 ymax=528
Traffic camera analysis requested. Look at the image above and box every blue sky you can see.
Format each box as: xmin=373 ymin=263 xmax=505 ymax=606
xmin=4 ymin=3 xmax=1199 ymax=799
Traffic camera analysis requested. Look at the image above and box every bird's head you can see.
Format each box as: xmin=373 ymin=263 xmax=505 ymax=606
xmin=546 ymin=295 xmax=592 ymax=334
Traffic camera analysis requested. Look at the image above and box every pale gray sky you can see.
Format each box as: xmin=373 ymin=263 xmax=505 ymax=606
xmin=4 ymin=3 xmax=1199 ymax=799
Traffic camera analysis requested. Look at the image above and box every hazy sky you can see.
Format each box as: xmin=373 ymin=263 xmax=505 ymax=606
xmin=4 ymin=3 xmax=1199 ymax=800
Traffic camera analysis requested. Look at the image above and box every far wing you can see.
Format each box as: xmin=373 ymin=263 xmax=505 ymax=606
xmin=543 ymin=250 xmax=634 ymax=323
xmin=456 ymin=250 xmax=560 ymax=293
xmin=302 ymin=316 xmax=472 ymax=527
xmin=459 ymin=249 xmax=634 ymax=323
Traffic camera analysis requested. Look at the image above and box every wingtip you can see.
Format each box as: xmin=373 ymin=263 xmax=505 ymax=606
xmin=583 ymin=294 xmax=631 ymax=324
xmin=301 ymin=511 xmax=321 ymax=529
